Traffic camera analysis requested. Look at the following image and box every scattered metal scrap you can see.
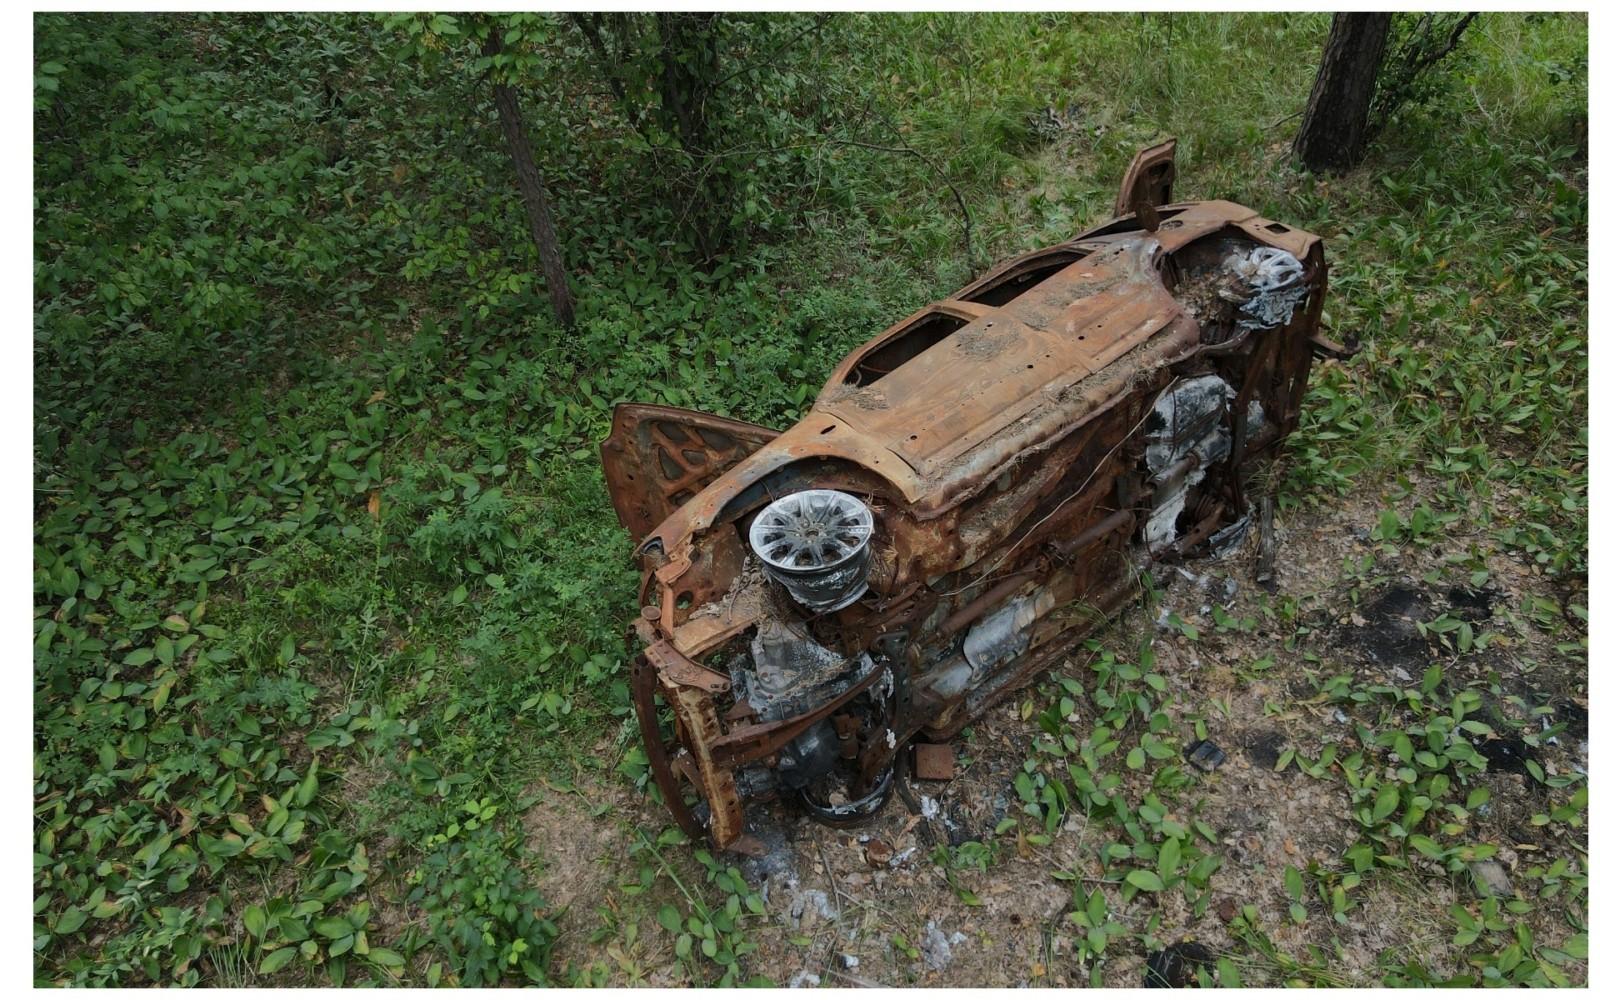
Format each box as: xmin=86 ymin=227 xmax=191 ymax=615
xmin=912 ymin=743 xmax=956 ymax=782
xmin=1184 ymin=739 xmax=1227 ymax=773
xmin=602 ymin=140 xmax=1340 ymax=849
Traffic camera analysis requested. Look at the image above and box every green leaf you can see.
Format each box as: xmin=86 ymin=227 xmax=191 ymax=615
xmin=1086 ymin=889 xmax=1107 ymax=925
xmin=259 ymin=947 xmax=297 ymax=975
xmin=366 ymin=948 xmax=405 ymax=968
xmin=243 ymin=904 xmax=267 ymax=940
xmin=1393 ymin=732 xmax=1414 ymax=764
xmin=54 ymin=906 xmax=87 ymax=935
xmin=1408 ymin=834 xmax=1445 ymax=860
xmin=1283 ymin=865 xmax=1303 ymax=901
xmin=294 ymin=759 xmax=320 ymax=807
xmin=1124 ymin=870 xmax=1164 ymax=893
xmin=314 ymin=915 xmax=353 ymax=939
xmin=657 ymin=904 xmax=682 ymax=933
xmin=1157 ymin=836 xmax=1181 ymax=883
xmin=1346 ymin=843 xmax=1374 ymax=873
xmin=1216 ymin=956 xmax=1242 ymax=987
xmin=1372 ymin=784 xmax=1400 ymax=822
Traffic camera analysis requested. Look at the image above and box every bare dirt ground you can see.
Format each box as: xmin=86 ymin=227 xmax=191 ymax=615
xmin=521 ymin=486 xmax=1588 ymax=987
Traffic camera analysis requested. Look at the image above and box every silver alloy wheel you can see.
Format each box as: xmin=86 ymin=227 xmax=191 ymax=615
xmin=748 ymin=489 xmax=873 ymax=572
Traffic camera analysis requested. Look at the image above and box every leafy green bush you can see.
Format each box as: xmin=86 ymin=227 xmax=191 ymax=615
xmin=406 ymin=799 xmax=558 ymax=986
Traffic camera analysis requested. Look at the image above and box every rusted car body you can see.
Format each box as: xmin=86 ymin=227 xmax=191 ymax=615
xmin=601 ymin=143 xmax=1334 ymax=851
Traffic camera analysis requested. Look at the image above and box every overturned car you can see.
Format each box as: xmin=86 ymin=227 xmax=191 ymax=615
xmin=602 ymin=142 xmax=1339 ymax=851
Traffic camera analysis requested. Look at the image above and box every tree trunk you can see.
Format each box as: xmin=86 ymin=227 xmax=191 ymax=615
xmin=485 ymin=33 xmax=576 ymax=328
xmin=656 ymin=12 xmax=723 ymax=263
xmin=1293 ymin=13 xmax=1391 ymax=173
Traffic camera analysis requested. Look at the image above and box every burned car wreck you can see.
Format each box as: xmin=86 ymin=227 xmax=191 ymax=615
xmin=602 ymin=142 xmax=1340 ymax=852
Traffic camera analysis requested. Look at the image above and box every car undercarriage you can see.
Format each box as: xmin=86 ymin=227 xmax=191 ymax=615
xmin=601 ymin=142 xmax=1343 ymax=852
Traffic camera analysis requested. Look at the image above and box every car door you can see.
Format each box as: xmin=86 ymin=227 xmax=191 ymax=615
xmin=601 ymin=403 xmax=780 ymax=544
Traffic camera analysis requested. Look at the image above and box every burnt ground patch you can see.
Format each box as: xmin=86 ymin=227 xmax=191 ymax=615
xmin=1328 ymin=581 xmax=1513 ymax=683
xmin=1245 ymin=730 xmax=1289 ymax=771
xmin=1336 ymin=583 xmax=1436 ymax=672
xmin=1144 ymin=941 xmax=1215 ymax=987
xmin=1473 ymin=735 xmax=1542 ymax=779
xmin=1554 ymin=698 xmax=1588 ymax=740
xmin=1446 ymin=585 xmax=1497 ymax=623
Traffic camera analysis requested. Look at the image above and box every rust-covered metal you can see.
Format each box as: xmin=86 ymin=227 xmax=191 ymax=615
xmin=913 ymin=743 xmax=957 ymax=782
xmin=602 ymin=142 xmax=1332 ymax=849
xmin=1115 ymin=137 xmax=1176 ymax=228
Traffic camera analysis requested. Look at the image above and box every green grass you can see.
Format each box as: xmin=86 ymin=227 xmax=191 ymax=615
xmin=34 ymin=11 xmax=1585 ymax=986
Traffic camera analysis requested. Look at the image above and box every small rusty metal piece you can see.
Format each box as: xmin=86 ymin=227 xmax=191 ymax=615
xmin=864 ymin=837 xmax=893 ymax=868
xmin=912 ymin=742 xmax=957 ymax=782
xmin=725 ymin=834 xmax=769 ymax=859
xmin=832 ymin=713 xmax=862 ymax=759
xmin=602 ymin=140 xmax=1335 ymax=849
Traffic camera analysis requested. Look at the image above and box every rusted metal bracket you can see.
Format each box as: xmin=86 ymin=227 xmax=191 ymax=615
xmin=643 ymin=639 xmax=731 ymax=694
